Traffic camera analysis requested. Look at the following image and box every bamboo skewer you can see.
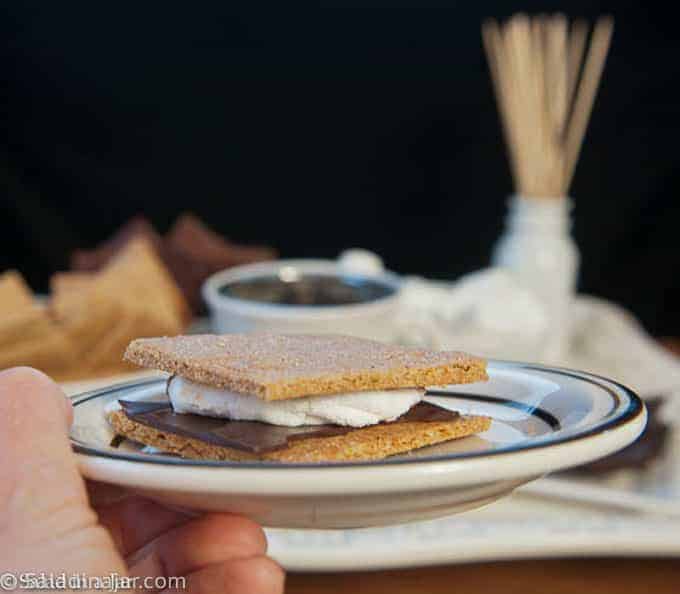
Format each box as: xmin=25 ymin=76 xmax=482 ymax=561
xmin=567 ymin=20 xmax=589 ymax=115
xmin=546 ymin=16 xmax=568 ymax=192
xmin=547 ymin=14 xmax=568 ymax=135
xmin=563 ymin=17 xmax=614 ymax=191
xmin=481 ymin=14 xmax=613 ymax=199
xmin=482 ymin=20 xmax=522 ymax=190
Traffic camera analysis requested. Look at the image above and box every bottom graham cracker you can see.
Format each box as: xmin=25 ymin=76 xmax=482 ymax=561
xmin=107 ymin=409 xmax=491 ymax=463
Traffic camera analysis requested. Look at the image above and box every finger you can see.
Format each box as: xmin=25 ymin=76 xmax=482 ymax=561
xmin=86 ymin=480 xmax=131 ymax=508
xmin=128 ymin=514 xmax=268 ymax=584
xmin=96 ymin=495 xmax=193 ymax=556
xmin=162 ymin=557 xmax=285 ymax=594
xmin=0 ymin=367 xmax=126 ymax=576
xmin=63 ymin=392 xmax=74 ymax=427
xmin=0 ymin=367 xmax=91 ymax=541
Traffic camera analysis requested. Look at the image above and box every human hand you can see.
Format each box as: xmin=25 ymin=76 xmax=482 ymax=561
xmin=0 ymin=367 xmax=284 ymax=594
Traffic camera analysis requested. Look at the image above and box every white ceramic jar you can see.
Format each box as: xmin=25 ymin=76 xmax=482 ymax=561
xmin=491 ymin=195 xmax=580 ymax=361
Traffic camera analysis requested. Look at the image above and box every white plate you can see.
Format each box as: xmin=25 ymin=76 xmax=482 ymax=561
xmin=69 ymin=361 xmax=645 ymax=528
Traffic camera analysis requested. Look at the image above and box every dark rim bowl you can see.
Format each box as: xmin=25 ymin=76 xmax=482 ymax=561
xmin=203 ymin=260 xmax=403 ymax=318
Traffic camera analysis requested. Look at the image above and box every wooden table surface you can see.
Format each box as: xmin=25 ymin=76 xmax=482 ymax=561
xmin=286 ymin=340 xmax=680 ymax=593
xmin=286 ymin=559 xmax=680 ymax=593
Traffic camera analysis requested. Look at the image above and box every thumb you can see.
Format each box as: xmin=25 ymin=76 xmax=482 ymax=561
xmin=0 ymin=367 xmax=126 ymax=576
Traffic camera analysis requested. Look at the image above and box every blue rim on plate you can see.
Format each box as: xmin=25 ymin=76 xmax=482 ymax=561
xmin=68 ymin=360 xmax=645 ymax=469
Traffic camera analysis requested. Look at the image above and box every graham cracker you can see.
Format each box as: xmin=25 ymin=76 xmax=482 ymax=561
xmin=0 ymin=271 xmax=78 ymax=375
xmin=124 ymin=334 xmax=487 ymax=401
xmin=0 ymin=327 xmax=76 ymax=374
xmin=95 ymin=238 xmax=190 ymax=333
xmin=0 ymin=270 xmax=34 ymax=312
xmin=50 ymin=272 xmax=94 ymax=299
xmin=53 ymin=292 xmax=130 ymax=373
xmin=83 ymin=309 xmax=167 ymax=373
xmin=0 ymin=305 xmax=56 ymax=347
xmin=167 ymin=212 xmax=277 ymax=267
xmin=50 ymin=239 xmax=190 ymax=373
xmin=107 ymin=408 xmax=491 ymax=463
xmin=0 ymin=245 xmax=190 ymax=377
xmin=70 ymin=217 xmax=162 ymax=272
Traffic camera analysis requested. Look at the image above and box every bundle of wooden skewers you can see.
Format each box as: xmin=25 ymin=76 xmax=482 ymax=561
xmin=482 ymin=14 xmax=614 ymax=198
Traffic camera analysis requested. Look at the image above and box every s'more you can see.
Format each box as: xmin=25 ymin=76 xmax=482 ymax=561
xmin=107 ymin=334 xmax=491 ymax=463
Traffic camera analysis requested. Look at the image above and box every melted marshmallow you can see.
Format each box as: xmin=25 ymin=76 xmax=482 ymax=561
xmin=168 ymin=376 xmax=423 ymax=428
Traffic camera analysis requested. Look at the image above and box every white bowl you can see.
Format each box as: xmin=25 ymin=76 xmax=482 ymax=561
xmin=70 ymin=362 xmax=645 ymax=529
xmin=202 ymin=259 xmax=403 ymax=341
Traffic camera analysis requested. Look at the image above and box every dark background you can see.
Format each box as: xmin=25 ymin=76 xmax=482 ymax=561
xmin=2 ymin=1 xmax=679 ymax=334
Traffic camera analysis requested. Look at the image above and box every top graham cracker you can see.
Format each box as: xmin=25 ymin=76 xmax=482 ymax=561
xmin=124 ymin=333 xmax=487 ymax=401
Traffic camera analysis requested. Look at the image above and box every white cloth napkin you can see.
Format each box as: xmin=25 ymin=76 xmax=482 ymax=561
xmin=339 ymin=250 xmax=680 ymax=423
